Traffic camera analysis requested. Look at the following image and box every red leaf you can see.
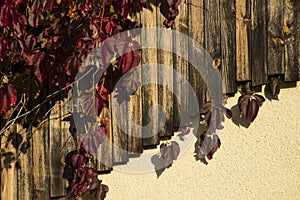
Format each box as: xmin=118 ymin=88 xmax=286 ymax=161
xmin=0 ymin=37 xmax=9 ymax=58
xmin=0 ymin=88 xmax=10 ymax=114
xmin=253 ymin=94 xmax=265 ymax=106
xmin=98 ymin=86 xmax=109 ymax=101
xmin=7 ymin=83 xmax=17 ymax=105
xmin=72 ymin=153 xmax=86 ymax=169
xmin=246 ymin=99 xmax=259 ymax=122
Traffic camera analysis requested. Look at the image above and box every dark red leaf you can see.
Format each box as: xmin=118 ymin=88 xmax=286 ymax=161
xmin=95 ymin=93 xmax=104 ymax=116
xmin=7 ymin=83 xmax=17 ymax=105
xmin=225 ymin=108 xmax=232 ymax=119
xmin=197 ymin=134 xmax=221 ymax=160
xmin=98 ymin=86 xmax=109 ymax=101
xmin=238 ymin=94 xmax=250 ymax=119
xmin=0 ymin=88 xmax=10 ymax=114
xmin=72 ymin=153 xmax=86 ymax=169
xmin=253 ymin=94 xmax=265 ymax=106
xmin=200 ymin=102 xmax=213 ymax=114
xmin=0 ymin=37 xmax=9 ymax=59
xmin=122 ymin=48 xmax=135 ymax=74
xmin=160 ymin=141 xmax=180 ymax=168
xmin=246 ymin=99 xmax=259 ymax=122
xmin=28 ymin=12 xmax=43 ymax=28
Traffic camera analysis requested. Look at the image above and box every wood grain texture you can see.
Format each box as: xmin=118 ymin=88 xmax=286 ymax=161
xmin=1 ymin=125 xmax=18 ymax=200
xmin=284 ymin=0 xmax=300 ymax=81
xmin=49 ymin=91 xmax=76 ymax=197
xmin=111 ymin=96 xmax=129 ymax=164
xmin=267 ymin=0 xmax=285 ymax=75
xmin=189 ymin=0 xmax=206 ymax=116
xmin=173 ymin=2 xmax=189 ymax=128
xmin=127 ymin=12 xmax=143 ymax=155
xmin=236 ymin=0 xmax=251 ymax=81
xmin=97 ymin=106 xmax=113 ymax=171
xmin=49 ymin=99 xmax=65 ymax=197
xmin=141 ymin=1 xmax=160 ymax=147
xmin=18 ymin=124 xmax=34 ymax=200
xmin=128 ymin=94 xmax=143 ymax=155
xmin=220 ymin=0 xmax=237 ymax=93
xmin=251 ymin=0 xmax=268 ymax=86
xmin=32 ymin=123 xmax=49 ymax=200
xmin=157 ymin=3 xmax=173 ymax=138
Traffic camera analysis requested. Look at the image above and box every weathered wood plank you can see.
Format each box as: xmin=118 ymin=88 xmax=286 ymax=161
xmin=267 ymin=0 xmax=285 ymax=75
xmin=111 ymin=96 xmax=129 ymax=164
xmin=49 ymin=90 xmax=75 ymax=197
xmin=127 ymin=94 xmax=143 ymax=155
xmin=60 ymin=91 xmax=76 ymax=183
xmin=49 ymin=99 xmax=66 ymax=197
xmin=32 ymin=126 xmax=50 ymax=199
xmin=189 ymin=0 xmax=205 ymax=115
xmin=284 ymin=0 xmax=300 ymax=81
xmin=18 ymin=124 xmax=34 ymax=200
xmin=157 ymin=3 xmax=173 ymax=138
xmin=251 ymin=0 xmax=268 ymax=86
xmin=127 ymin=11 xmax=143 ymax=155
xmin=97 ymin=106 xmax=113 ymax=171
xmin=236 ymin=0 xmax=251 ymax=81
xmin=220 ymin=0 xmax=237 ymax=93
xmin=173 ymin=2 xmax=189 ymax=128
xmin=1 ymin=125 xmax=18 ymax=200
xmin=141 ymin=1 xmax=160 ymax=147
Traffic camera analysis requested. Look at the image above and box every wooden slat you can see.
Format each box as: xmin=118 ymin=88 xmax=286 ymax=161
xmin=141 ymin=1 xmax=160 ymax=147
xmin=189 ymin=0 xmax=205 ymax=116
xmin=49 ymin=99 xmax=65 ymax=197
xmin=251 ymin=0 xmax=268 ymax=86
xmin=205 ymin=0 xmax=221 ymax=62
xmin=49 ymin=90 xmax=75 ymax=197
xmin=127 ymin=94 xmax=143 ymax=155
xmin=173 ymin=2 xmax=189 ymax=128
xmin=284 ymin=0 xmax=300 ymax=81
xmin=157 ymin=4 xmax=173 ymax=138
xmin=97 ymin=106 xmax=113 ymax=171
xmin=236 ymin=0 xmax=251 ymax=81
xmin=111 ymin=96 xmax=129 ymax=164
xmin=220 ymin=0 xmax=237 ymax=93
xmin=32 ymin=125 xmax=50 ymax=199
xmin=61 ymin=91 xmax=76 ymax=175
xmin=267 ymin=0 xmax=285 ymax=75
xmin=1 ymin=125 xmax=18 ymax=200
xmin=127 ymin=11 xmax=143 ymax=155
xmin=18 ymin=124 xmax=34 ymax=200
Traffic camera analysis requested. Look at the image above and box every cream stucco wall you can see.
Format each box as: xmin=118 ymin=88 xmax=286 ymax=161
xmin=101 ymin=83 xmax=300 ymax=200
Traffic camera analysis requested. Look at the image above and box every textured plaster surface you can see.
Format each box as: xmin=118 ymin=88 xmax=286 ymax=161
xmin=101 ymin=83 xmax=300 ymax=200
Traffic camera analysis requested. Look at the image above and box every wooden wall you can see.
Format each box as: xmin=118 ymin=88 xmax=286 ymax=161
xmin=1 ymin=0 xmax=299 ymax=199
